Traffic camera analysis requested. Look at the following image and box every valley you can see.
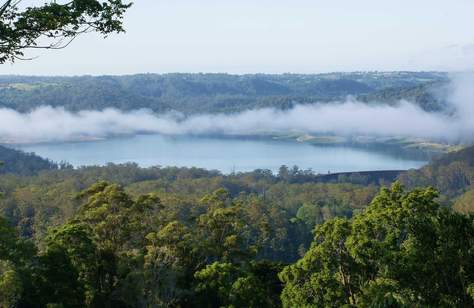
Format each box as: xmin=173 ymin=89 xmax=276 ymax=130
xmin=2 ymin=1 xmax=474 ymax=306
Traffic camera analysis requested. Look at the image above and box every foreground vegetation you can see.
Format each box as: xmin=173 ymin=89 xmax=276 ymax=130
xmin=1 ymin=180 xmax=472 ymax=307
xmin=0 ymin=146 xmax=473 ymax=307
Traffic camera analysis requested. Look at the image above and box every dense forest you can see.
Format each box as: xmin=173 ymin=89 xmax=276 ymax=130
xmin=0 ymin=145 xmax=473 ymax=306
xmin=0 ymin=72 xmax=448 ymax=114
xmin=399 ymin=146 xmax=474 ymax=212
xmin=358 ymin=80 xmax=449 ymax=112
xmin=0 ymin=145 xmax=62 ymax=176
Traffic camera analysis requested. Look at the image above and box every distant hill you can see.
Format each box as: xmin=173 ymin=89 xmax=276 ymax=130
xmin=399 ymin=146 xmax=474 ymax=203
xmin=0 ymin=72 xmax=447 ymax=114
xmin=0 ymin=145 xmax=60 ymax=175
xmin=357 ymin=81 xmax=449 ymax=112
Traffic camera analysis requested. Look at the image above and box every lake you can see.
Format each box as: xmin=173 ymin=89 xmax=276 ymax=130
xmin=13 ymin=134 xmax=427 ymax=174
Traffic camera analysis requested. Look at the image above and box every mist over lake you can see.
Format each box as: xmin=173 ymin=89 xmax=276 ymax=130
xmin=4 ymin=0 xmax=474 ymax=306
xmin=12 ymin=134 xmax=427 ymax=173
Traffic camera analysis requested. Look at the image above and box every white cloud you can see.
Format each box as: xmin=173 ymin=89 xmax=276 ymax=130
xmin=1 ymin=74 xmax=473 ymax=144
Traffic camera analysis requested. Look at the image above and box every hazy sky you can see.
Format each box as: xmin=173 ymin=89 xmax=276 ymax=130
xmin=2 ymin=0 xmax=474 ymax=75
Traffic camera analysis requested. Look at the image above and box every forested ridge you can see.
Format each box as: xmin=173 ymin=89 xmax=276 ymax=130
xmin=0 ymin=72 xmax=448 ymax=114
xmin=400 ymin=145 xmax=474 ymax=213
xmin=0 ymin=146 xmax=473 ymax=307
xmin=0 ymin=145 xmax=63 ymax=175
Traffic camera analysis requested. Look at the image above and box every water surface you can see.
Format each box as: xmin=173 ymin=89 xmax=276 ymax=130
xmin=13 ymin=134 xmax=427 ymax=173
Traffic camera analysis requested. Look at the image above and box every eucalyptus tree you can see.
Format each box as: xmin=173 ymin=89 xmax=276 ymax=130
xmin=0 ymin=0 xmax=131 ymax=63
xmin=280 ymin=183 xmax=474 ymax=307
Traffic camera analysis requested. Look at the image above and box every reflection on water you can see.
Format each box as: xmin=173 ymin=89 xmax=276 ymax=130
xmin=12 ymin=134 xmax=428 ymax=174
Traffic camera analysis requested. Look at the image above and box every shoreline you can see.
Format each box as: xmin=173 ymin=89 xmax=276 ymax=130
xmin=2 ymin=131 xmax=464 ymax=163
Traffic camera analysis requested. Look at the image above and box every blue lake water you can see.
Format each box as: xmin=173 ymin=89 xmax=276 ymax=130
xmin=12 ymin=134 xmax=427 ymax=174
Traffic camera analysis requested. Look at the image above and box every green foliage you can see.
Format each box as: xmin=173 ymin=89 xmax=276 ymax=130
xmin=454 ymin=188 xmax=474 ymax=214
xmin=0 ymin=145 xmax=62 ymax=175
xmin=0 ymin=261 xmax=22 ymax=308
xmin=279 ymin=217 xmax=356 ymax=307
xmin=358 ymin=81 xmax=449 ymax=112
xmin=280 ymin=183 xmax=474 ymax=307
xmin=194 ymin=261 xmax=282 ymax=308
xmin=399 ymin=145 xmax=474 ymax=201
xmin=75 ymin=181 xmax=162 ymax=251
xmin=0 ymin=0 xmax=132 ymax=63
xmin=295 ymin=200 xmax=352 ymax=230
xmin=0 ymin=72 xmax=447 ymax=114
xmin=36 ymin=246 xmax=85 ymax=307
xmin=72 ymin=182 xmax=162 ymax=306
xmin=194 ymin=262 xmax=241 ymax=307
xmin=44 ymin=224 xmax=98 ymax=305
xmin=143 ymin=221 xmax=193 ymax=307
xmin=0 ymin=151 xmax=473 ymax=306
xmin=0 ymin=216 xmax=16 ymax=259
xmin=0 ymin=215 xmax=38 ymax=307
xmin=196 ymin=189 xmax=255 ymax=263
xmin=0 ymin=163 xmax=376 ymax=260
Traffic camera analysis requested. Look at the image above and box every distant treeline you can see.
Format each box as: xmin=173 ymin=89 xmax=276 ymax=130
xmin=0 ymin=72 xmax=448 ymax=114
xmin=0 ymin=145 xmax=66 ymax=175
xmin=400 ymin=145 xmax=474 ymax=212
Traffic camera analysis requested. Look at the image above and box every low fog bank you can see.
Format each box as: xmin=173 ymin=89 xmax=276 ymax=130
xmin=0 ymin=73 xmax=473 ymax=144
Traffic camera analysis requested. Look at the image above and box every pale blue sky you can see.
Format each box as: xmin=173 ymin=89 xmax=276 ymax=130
xmin=3 ymin=0 xmax=474 ymax=75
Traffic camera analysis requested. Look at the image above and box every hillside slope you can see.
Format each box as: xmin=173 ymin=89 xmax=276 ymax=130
xmin=0 ymin=72 xmax=447 ymax=114
xmin=0 ymin=145 xmax=60 ymax=175
xmin=399 ymin=145 xmax=474 ymax=202
xmin=357 ymin=81 xmax=449 ymax=112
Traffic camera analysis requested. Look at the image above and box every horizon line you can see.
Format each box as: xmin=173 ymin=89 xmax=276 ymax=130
xmin=0 ymin=70 xmax=454 ymax=78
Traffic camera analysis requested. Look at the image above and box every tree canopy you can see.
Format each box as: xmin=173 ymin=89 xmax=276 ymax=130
xmin=280 ymin=183 xmax=474 ymax=307
xmin=0 ymin=0 xmax=132 ymax=63
xmin=1 ymin=177 xmax=473 ymax=307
